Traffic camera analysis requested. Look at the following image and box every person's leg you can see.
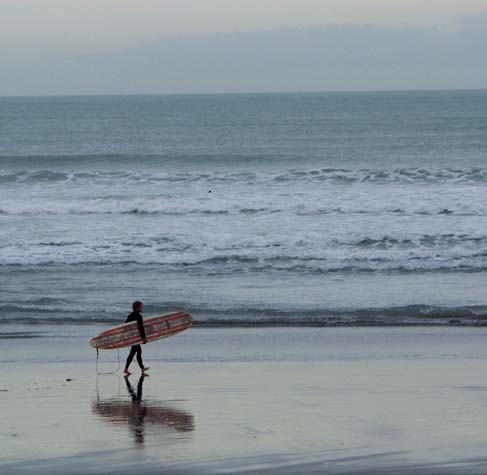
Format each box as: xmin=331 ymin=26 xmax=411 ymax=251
xmin=136 ymin=345 xmax=143 ymax=368
xmin=135 ymin=346 xmax=149 ymax=372
xmin=125 ymin=345 xmax=137 ymax=374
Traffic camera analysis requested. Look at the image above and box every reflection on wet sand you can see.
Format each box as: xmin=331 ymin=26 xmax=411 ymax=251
xmin=92 ymin=375 xmax=194 ymax=444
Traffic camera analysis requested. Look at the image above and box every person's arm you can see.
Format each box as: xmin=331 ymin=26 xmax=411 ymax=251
xmin=136 ymin=313 xmax=147 ymax=342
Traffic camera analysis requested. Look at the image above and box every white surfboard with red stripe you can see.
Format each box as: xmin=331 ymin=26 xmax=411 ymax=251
xmin=90 ymin=312 xmax=193 ymax=350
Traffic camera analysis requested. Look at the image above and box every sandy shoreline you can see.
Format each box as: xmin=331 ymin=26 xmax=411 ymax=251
xmin=2 ymin=327 xmax=487 ymax=474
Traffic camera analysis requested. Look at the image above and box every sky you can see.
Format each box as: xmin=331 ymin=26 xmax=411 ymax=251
xmin=2 ymin=0 xmax=487 ymax=62
xmin=1 ymin=0 xmax=487 ymax=95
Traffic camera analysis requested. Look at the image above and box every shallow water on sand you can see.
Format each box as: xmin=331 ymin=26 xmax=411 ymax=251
xmin=2 ymin=328 xmax=487 ymax=474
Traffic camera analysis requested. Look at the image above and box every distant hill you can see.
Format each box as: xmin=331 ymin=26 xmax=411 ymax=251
xmin=2 ymin=20 xmax=487 ymax=96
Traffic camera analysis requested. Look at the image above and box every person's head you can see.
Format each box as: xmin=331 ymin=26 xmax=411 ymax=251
xmin=132 ymin=300 xmax=144 ymax=312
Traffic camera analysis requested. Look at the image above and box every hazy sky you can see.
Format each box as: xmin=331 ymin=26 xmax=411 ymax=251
xmin=2 ymin=0 xmax=487 ymax=63
xmin=2 ymin=1 xmax=487 ymax=95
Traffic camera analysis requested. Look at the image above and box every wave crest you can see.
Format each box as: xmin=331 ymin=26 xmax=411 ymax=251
xmin=3 ymin=167 xmax=487 ymax=186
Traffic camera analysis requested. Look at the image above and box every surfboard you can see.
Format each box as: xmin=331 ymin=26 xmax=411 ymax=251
xmin=90 ymin=312 xmax=193 ymax=350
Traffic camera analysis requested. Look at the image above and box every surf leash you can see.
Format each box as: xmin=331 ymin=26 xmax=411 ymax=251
xmin=95 ymin=347 xmax=121 ymax=375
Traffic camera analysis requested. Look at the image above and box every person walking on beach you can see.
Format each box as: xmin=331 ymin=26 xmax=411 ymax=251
xmin=124 ymin=301 xmax=150 ymax=375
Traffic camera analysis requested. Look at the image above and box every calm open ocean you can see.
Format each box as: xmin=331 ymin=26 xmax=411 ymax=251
xmin=1 ymin=91 xmax=487 ymax=333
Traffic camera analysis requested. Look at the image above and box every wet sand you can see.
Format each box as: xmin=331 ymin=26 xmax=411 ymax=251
xmin=2 ymin=327 xmax=487 ymax=474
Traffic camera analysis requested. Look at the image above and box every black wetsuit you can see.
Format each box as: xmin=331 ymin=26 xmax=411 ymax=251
xmin=125 ymin=311 xmax=146 ymax=369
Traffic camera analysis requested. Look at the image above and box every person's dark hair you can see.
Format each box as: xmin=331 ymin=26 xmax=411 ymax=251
xmin=132 ymin=300 xmax=143 ymax=311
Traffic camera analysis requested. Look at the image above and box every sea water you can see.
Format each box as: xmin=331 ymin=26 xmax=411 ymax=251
xmin=1 ymin=91 xmax=487 ymax=334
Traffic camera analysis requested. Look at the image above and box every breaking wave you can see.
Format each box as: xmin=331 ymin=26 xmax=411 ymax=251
xmin=1 ymin=197 xmax=486 ymax=217
xmin=1 ymin=304 xmax=487 ymax=327
xmin=1 ymin=230 xmax=487 ymax=273
xmin=2 ymin=167 xmax=487 ymax=186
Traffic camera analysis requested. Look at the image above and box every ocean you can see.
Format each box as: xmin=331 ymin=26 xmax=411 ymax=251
xmin=1 ymin=90 xmax=487 ymax=334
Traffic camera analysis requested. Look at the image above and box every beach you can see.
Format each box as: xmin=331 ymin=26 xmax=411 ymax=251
xmin=3 ymin=0 xmax=487 ymax=470
xmin=2 ymin=92 xmax=487 ymax=473
xmin=2 ymin=326 xmax=487 ymax=474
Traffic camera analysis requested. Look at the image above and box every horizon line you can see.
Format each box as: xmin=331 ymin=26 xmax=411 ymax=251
xmin=1 ymin=87 xmax=487 ymax=100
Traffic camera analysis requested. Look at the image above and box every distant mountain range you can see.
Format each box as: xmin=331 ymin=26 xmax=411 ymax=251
xmin=2 ymin=20 xmax=487 ymax=96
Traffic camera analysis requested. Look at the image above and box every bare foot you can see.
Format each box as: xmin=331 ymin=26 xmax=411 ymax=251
xmin=123 ymin=369 xmax=131 ymax=376
xmin=142 ymin=367 xmax=150 ymax=373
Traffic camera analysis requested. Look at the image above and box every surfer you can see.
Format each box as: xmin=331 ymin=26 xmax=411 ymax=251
xmin=124 ymin=301 xmax=150 ymax=375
